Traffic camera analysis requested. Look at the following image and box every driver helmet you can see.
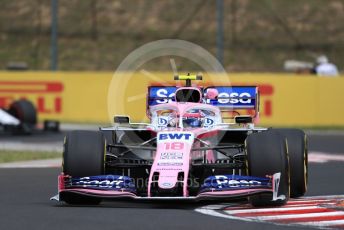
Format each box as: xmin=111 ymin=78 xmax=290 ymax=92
xmin=184 ymin=118 xmax=202 ymax=128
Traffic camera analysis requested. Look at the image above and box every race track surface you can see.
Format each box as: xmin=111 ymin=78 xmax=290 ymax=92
xmin=0 ymin=131 xmax=343 ymax=230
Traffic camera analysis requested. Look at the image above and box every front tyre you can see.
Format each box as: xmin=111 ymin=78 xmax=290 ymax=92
xmin=62 ymin=130 xmax=106 ymax=205
xmin=274 ymin=128 xmax=308 ymax=198
xmin=245 ymin=130 xmax=290 ymax=207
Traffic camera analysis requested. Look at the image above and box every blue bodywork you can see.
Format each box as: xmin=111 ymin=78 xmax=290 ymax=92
xmin=68 ymin=175 xmax=136 ymax=193
xmin=147 ymin=86 xmax=257 ymax=109
xmin=66 ymin=174 xmax=271 ymax=194
xmin=200 ymin=175 xmax=271 ymax=192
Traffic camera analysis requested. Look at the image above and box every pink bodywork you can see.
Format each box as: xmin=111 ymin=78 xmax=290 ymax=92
xmin=147 ymin=102 xmax=221 ymax=197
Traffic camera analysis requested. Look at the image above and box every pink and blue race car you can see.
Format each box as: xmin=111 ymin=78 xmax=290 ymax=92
xmin=52 ymin=74 xmax=308 ymax=207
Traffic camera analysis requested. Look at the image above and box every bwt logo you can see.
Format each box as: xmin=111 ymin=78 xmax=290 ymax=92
xmin=0 ymin=81 xmax=64 ymax=114
xmin=159 ymin=133 xmax=192 ymax=140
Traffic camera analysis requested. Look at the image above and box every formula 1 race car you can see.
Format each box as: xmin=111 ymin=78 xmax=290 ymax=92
xmin=0 ymin=99 xmax=59 ymax=134
xmin=0 ymin=99 xmax=37 ymax=134
xmin=53 ymin=74 xmax=308 ymax=207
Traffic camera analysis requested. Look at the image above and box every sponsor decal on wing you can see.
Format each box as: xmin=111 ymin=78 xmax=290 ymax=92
xmin=69 ymin=175 xmax=136 ymax=191
xmin=148 ymin=86 xmax=257 ymax=109
xmin=201 ymin=175 xmax=272 ymax=191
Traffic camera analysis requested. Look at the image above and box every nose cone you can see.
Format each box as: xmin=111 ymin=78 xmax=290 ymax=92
xmin=148 ymin=131 xmax=194 ymax=196
xmin=158 ymin=171 xmax=179 ymax=189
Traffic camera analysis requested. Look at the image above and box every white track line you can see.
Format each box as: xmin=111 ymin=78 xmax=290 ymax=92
xmin=224 ymin=206 xmax=321 ymax=215
xmin=0 ymin=142 xmax=62 ymax=152
xmin=0 ymin=158 xmax=61 ymax=168
xmin=195 ymin=208 xmax=251 ymax=222
xmin=287 ymin=199 xmax=334 ymax=203
xmin=251 ymin=211 xmax=344 ymax=221
xmin=283 ymin=202 xmax=336 ymax=207
xmin=309 ymin=152 xmax=344 ymax=163
xmin=298 ymin=219 xmax=344 ymax=227
xmin=301 ymin=195 xmax=344 ymax=199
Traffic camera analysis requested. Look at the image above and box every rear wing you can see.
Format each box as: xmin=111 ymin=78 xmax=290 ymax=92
xmin=147 ymin=86 xmax=259 ymax=118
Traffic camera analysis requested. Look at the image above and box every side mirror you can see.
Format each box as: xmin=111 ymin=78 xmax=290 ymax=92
xmin=205 ymin=88 xmax=218 ymax=100
xmin=235 ymin=115 xmax=253 ymax=124
xmin=114 ymin=115 xmax=130 ymax=124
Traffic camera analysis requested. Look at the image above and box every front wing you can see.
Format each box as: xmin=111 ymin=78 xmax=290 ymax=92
xmin=51 ymin=173 xmax=284 ymax=202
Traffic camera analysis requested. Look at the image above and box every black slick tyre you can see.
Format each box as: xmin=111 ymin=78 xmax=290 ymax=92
xmin=274 ymin=128 xmax=308 ymax=198
xmin=245 ymin=130 xmax=290 ymax=207
xmin=8 ymin=99 xmax=37 ymax=134
xmin=62 ymin=130 xmax=106 ymax=205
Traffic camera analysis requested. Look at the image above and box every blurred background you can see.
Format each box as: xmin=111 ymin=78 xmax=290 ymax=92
xmin=0 ymin=0 xmax=343 ymax=72
xmin=0 ymin=0 xmax=343 ymax=128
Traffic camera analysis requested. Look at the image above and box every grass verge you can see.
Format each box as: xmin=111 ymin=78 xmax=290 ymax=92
xmin=0 ymin=150 xmax=61 ymax=163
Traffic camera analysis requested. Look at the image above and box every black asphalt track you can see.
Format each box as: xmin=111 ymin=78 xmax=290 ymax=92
xmin=0 ymin=132 xmax=343 ymax=230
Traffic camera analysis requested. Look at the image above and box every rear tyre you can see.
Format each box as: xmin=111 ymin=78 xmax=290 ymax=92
xmin=274 ymin=129 xmax=308 ymax=198
xmin=62 ymin=130 xmax=106 ymax=205
xmin=8 ymin=99 xmax=37 ymax=134
xmin=245 ymin=130 xmax=290 ymax=207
